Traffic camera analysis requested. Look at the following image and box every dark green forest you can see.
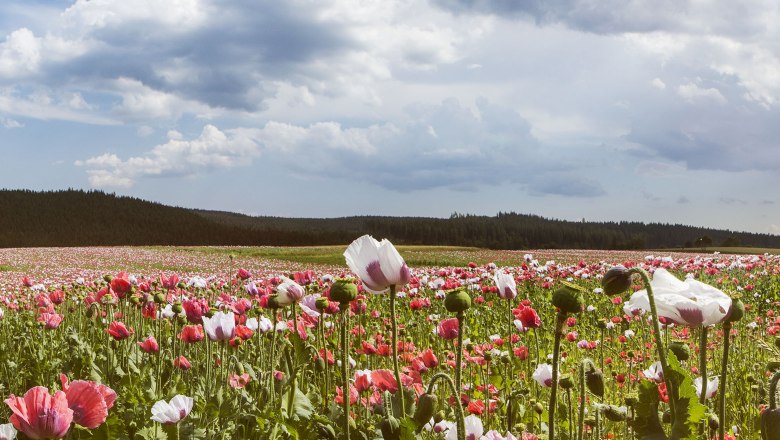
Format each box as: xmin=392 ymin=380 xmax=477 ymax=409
xmin=1 ymin=189 xmax=777 ymax=249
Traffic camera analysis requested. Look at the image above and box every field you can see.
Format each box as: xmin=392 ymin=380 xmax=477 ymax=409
xmin=0 ymin=244 xmax=774 ymax=439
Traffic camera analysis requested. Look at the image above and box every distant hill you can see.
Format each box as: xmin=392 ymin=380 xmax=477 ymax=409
xmin=1 ymin=189 xmax=779 ymax=249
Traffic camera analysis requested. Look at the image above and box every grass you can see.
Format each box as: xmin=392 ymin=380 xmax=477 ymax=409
xmin=653 ymin=246 xmax=780 ymax=255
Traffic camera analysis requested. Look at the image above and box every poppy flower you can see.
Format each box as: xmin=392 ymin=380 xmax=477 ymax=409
xmin=138 ymin=335 xmax=159 ymax=353
xmin=275 ymin=277 xmax=306 ymax=306
xmin=5 ymin=386 xmax=73 ymax=439
xmin=150 ymin=395 xmax=193 ymax=425
xmin=371 ymin=369 xmax=398 ymax=394
xmin=694 ymin=376 xmax=719 ymax=400
xmin=179 ymin=325 xmax=204 ymax=343
xmin=437 ymin=318 xmax=459 ymax=340
xmin=106 ymin=321 xmax=134 ymax=340
xmin=494 ymin=270 xmax=517 ymax=300
xmin=344 ymin=235 xmax=410 ymax=294
xmin=173 ymin=356 xmax=191 ymax=370
xmin=229 ymin=373 xmax=251 ymax=389
xmin=623 ymin=269 xmax=731 ymax=327
xmin=0 ymin=424 xmax=15 ymax=440
xmin=60 ymin=374 xmax=116 ymax=429
xmin=532 ymin=364 xmax=554 ymax=387
xmin=202 ymin=311 xmax=236 ymax=341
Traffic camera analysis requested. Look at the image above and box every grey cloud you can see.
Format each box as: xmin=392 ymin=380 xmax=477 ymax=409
xmin=432 ymin=0 xmax=768 ymax=36
xmin=677 ymin=196 xmax=690 ymax=204
xmin=528 ymin=174 xmax=605 ymax=197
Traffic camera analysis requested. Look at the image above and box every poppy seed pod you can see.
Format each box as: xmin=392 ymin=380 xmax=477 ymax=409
xmin=726 ymin=298 xmax=745 ymax=322
xmin=552 ymin=286 xmax=585 ymax=314
xmin=586 ymin=369 xmax=605 ymax=398
xmin=315 ymin=297 xmax=329 ymax=311
xmin=330 ymin=278 xmax=358 ymax=303
xmin=444 ymin=288 xmax=471 ymax=313
xmin=412 ymin=393 xmax=438 ymax=430
xmin=602 ymin=265 xmax=632 ymax=296
xmin=560 ymin=374 xmax=575 ymax=390
xmin=669 ymin=341 xmax=690 ymax=361
xmin=267 ymin=294 xmax=283 ymax=310
xmin=172 ymin=302 xmax=183 ymax=314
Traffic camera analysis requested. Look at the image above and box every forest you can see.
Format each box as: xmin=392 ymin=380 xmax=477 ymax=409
xmin=1 ymin=189 xmax=777 ymax=249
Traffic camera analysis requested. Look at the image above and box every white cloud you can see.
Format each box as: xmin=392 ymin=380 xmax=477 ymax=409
xmin=677 ymin=82 xmax=727 ymax=104
xmin=651 ymin=78 xmax=666 ymax=90
xmin=77 ymin=124 xmax=261 ymax=187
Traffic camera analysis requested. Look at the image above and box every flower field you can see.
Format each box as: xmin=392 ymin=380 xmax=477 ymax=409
xmin=0 ymin=242 xmax=776 ymax=439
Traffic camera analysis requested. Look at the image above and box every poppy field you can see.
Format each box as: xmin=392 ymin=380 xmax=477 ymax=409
xmin=0 ymin=241 xmax=776 ymax=440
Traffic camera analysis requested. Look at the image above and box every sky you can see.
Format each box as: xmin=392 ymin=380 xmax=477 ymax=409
xmin=1 ymin=0 xmax=780 ymax=235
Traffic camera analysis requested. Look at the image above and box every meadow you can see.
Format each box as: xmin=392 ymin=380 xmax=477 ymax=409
xmin=0 ymin=243 xmax=775 ymax=439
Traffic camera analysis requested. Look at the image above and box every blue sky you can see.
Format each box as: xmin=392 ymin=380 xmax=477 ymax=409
xmin=1 ymin=0 xmax=779 ymax=234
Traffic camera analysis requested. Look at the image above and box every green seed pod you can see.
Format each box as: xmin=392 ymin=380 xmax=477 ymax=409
xmin=559 ymin=374 xmax=574 ymax=390
xmin=602 ymin=265 xmax=632 ymax=296
xmin=172 ymin=302 xmax=183 ymax=314
xmin=153 ymin=293 xmax=166 ymax=304
xmin=586 ymin=369 xmax=605 ymax=398
xmin=267 ymin=294 xmax=283 ymax=310
xmin=103 ymin=274 xmax=113 ymax=283
xmin=726 ymin=299 xmax=745 ymax=323
xmin=315 ymin=297 xmax=329 ymax=311
xmin=669 ymin=341 xmax=690 ymax=361
xmin=552 ymin=286 xmax=585 ymax=314
xmin=434 ymin=410 xmax=445 ymax=424
xmin=444 ymin=289 xmax=471 ymax=313
xmin=534 ymin=402 xmax=544 ymax=414
xmin=177 ymin=282 xmax=187 ymax=289
xmin=130 ymin=296 xmax=140 ymax=305
xmin=604 ymin=405 xmax=627 ymax=422
xmin=413 ymin=393 xmax=438 ymax=431
xmin=330 ymin=278 xmax=358 ymax=303
xmin=483 ymin=352 xmax=492 ymax=362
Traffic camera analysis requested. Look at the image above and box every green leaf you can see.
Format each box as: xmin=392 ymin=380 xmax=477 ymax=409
xmin=135 ymin=427 xmax=168 ymax=440
xmin=666 ymin=352 xmax=707 ymax=440
xmin=281 ymin=386 xmax=314 ymax=421
xmin=632 ymin=380 xmax=667 ymax=440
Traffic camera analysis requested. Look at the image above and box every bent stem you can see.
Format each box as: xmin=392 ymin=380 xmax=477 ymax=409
xmin=426 ymin=372 xmax=465 ymax=440
xmin=627 ymin=267 xmax=676 ymax=424
xmin=549 ymin=311 xmax=567 ymax=440
xmin=389 ymin=285 xmax=406 ymax=417
xmin=718 ymin=321 xmax=731 ymax=440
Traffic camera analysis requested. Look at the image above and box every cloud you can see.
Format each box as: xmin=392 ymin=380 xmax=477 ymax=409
xmin=76 ymin=124 xmax=260 ymax=187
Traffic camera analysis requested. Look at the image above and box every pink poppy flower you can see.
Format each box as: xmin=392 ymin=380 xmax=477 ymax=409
xmin=5 ymin=386 xmax=73 ymax=439
xmin=138 ymin=335 xmax=160 ymax=353
xmin=106 ymin=321 xmax=133 ymax=340
xmin=60 ymin=374 xmax=116 ymax=429
xmin=437 ymin=318 xmax=459 ymax=340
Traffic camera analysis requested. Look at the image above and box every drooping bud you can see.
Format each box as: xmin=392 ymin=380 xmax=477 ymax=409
xmin=412 ymin=393 xmax=438 ymax=431
xmin=708 ymin=414 xmax=719 ymax=431
xmin=552 ymin=285 xmax=585 ymax=314
xmin=669 ymin=341 xmax=690 ymax=361
xmin=602 ymin=265 xmax=632 ymax=296
xmin=380 ymin=415 xmax=401 ymax=440
xmin=444 ymin=288 xmax=471 ymax=313
xmin=330 ymin=278 xmax=358 ymax=303
xmin=762 ymin=408 xmax=780 ymax=440
xmin=267 ymin=294 xmax=283 ymax=310
xmin=533 ymin=402 xmax=544 ymax=414
xmin=603 ymin=405 xmax=628 ymax=422
xmin=586 ymin=369 xmax=605 ymax=398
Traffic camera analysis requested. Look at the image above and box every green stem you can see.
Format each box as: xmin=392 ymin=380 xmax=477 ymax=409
xmin=455 ymin=311 xmax=466 ymax=440
xmin=341 ymin=308 xmax=350 ymax=440
xmin=389 ymin=285 xmax=406 ymax=417
xmin=718 ymin=321 xmax=731 ymax=440
xmin=506 ymin=297 xmax=513 ymax=432
xmin=699 ymin=326 xmax=709 ymax=405
xmin=549 ymin=312 xmax=566 ymax=440
xmin=628 ymin=267 xmax=676 ymax=424
xmin=578 ymin=359 xmax=596 ymax=440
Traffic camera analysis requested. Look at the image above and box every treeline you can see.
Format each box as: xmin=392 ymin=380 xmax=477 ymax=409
xmin=1 ymin=189 xmax=778 ymax=249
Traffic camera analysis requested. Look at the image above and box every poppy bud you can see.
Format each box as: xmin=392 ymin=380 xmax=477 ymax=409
xmin=604 ymin=405 xmax=627 ymax=422
xmin=708 ymin=414 xmax=719 ymax=431
xmin=330 ymin=279 xmax=358 ymax=303
xmin=483 ymin=352 xmax=492 ymax=362
xmin=762 ymin=408 xmax=780 ymax=440
xmin=380 ymin=415 xmax=401 ymax=440
xmin=413 ymin=393 xmax=438 ymax=431
xmin=625 ymin=394 xmax=638 ymax=407
xmin=585 ymin=416 xmax=597 ymax=427
xmin=586 ymin=369 xmax=605 ymax=398
xmin=669 ymin=341 xmax=690 ymax=361
xmin=552 ymin=286 xmax=585 ymax=314
xmin=726 ymin=299 xmax=745 ymax=323
xmin=434 ymin=410 xmax=445 ymax=423
xmin=444 ymin=289 xmax=471 ymax=313
xmin=534 ymin=402 xmax=544 ymax=414
xmin=602 ymin=265 xmax=632 ymax=296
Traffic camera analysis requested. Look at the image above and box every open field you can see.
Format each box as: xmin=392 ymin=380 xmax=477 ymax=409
xmin=0 ymin=244 xmax=775 ymax=439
